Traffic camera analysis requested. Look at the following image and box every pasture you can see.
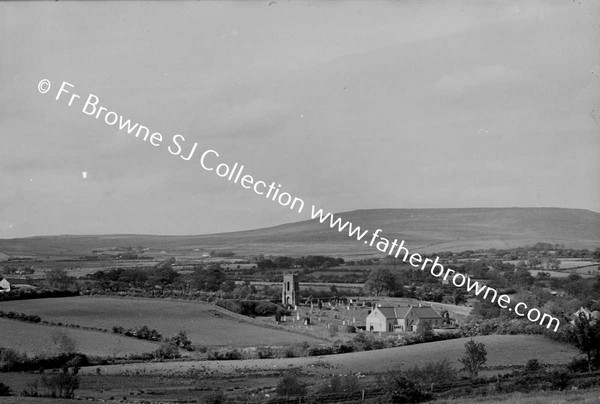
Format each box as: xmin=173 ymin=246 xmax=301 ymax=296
xmin=0 ymin=296 xmax=325 ymax=347
xmin=0 ymin=318 xmax=158 ymax=356
xmin=80 ymin=334 xmax=579 ymax=376
xmin=434 ymin=387 xmax=600 ymax=404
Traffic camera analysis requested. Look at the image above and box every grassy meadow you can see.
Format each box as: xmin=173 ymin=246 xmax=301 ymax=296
xmin=0 ymin=296 xmax=325 ymax=347
xmin=78 ymin=334 xmax=580 ymax=376
xmin=0 ymin=318 xmax=158 ymax=357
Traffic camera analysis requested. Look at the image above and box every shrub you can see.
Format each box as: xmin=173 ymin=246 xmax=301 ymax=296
xmin=523 ymin=359 xmax=544 ymax=374
xmin=257 ymin=347 xmax=274 ymax=359
xmin=169 ymin=330 xmax=193 ymax=350
xmin=20 ymin=380 xmax=39 ymax=397
xmin=216 ymin=299 xmax=284 ymax=317
xmin=215 ymin=299 xmax=243 ymax=314
xmin=281 ymin=347 xmax=296 ymax=358
xmin=203 ymin=389 xmax=226 ymax=404
xmin=384 ymin=374 xmax=431 ymax=403
xmin=154 ymin=342 xmax=180 ymax=359
xmin=41 ymin=368 xmax=79 ymax=398
xmin=548 ymin=369 xmax=571 ymax=390
xmin=0 ymin=348 xmax=28 ymax=371
xmin=308 ymin=346 xmax=334 ymax=356
xmin=567 ymin=357 xmax=591 ymax=373
xmin=404 ymin=358 xmax=457 ymax=387
xmin=351 ymin=333 xmax=373 ymax=351
xmin=275 ymin=372 xmax=306 ymax=398
xmin=0 ymin=382 xmax=11 ymax=396
xmin=254 ymin=301 xmax=280 ymax=316
xmin=316 ymin=374 xmax=362 ymax=401
xmin=207 ymin=348 xmax=242 ymax=361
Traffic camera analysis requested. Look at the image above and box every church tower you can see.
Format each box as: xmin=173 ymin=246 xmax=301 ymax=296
xmin=282 ymin=273 xmax=299 ymax=307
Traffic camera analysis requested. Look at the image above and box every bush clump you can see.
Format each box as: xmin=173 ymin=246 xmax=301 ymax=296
xmin=207 ymin=348 xmax=242 ymax=361
xmin=154 ymin=342 xmax=180 ymax=359
xmin=0 ymin=382 xmax=11 ymax=396
xmin=215 ymin=299 xmax=283 ymax=317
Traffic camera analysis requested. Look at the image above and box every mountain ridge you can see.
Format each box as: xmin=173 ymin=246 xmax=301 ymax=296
xmin=1 ymin=207 xmax=598 ymax=257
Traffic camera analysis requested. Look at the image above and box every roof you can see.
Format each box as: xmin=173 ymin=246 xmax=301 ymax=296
xmin=574 ymin=307 xmax=600 ymax=320
xmin=411 ymin=307 xmax=442 ymax=319
xmin=1 ymin=277 xmax=29 ymax=283
xmin=374 ymin=305 xmax=441 ymax=320
xmin=376 ymin=307 xmax=397 ymax=319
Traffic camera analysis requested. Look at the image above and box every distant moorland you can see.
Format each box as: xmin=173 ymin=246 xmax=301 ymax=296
xmin=1 ymin=207 xmax=599 ymax=258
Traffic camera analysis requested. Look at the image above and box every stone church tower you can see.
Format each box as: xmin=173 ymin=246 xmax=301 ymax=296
xmin=282 ymin=273 xmax=299 ymax=306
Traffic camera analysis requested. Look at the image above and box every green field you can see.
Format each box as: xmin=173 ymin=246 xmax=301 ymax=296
xmin=0 ymin=296 xmax=325 ymax=347
xmin=434 ymin=387 xmax=600 ymax=404
xmin=79 ymin=334 xmax=580 ymax=376
xmin=0 ymin=318 xmax=158 ymax=356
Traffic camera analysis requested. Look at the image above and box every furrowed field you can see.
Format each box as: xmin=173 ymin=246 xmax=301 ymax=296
xmin=0 ymin=296 xmax=325 ymax=347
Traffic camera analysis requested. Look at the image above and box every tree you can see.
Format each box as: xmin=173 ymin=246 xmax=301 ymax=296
xmin=220 ymin=279 xmax=236 ymax=293
xmin=41 ymin=368 xmax=79 ymax=398
xmin=527 ymin=256 xmax=542 ymax=269
xmin=154 ymin=342 xmax=180 ymax=359
xmin=169 ymin=330 xmax=192 ymax=350
xmin=192 ymin=266 xmax=225 ymax=291
xmin=569 ymin=313 xmax=600 ymax=372
xmin=458 ymin=339 xmax=487 ymax=378
xmin=51 ymin=331 xmax=77 ymax=355
xmin=276 ymin=372 xmax=306 ymax=398
xmin=150 ymin=266 xmax=179 ymax=286
xmin=417 ymin=321 xmax=434 ymax=339
xmin=0 ymin=382 xmax=10 ymax=396
xmin=364 ymin=268 xmax=397 ymax=296
xmin=384 ymin=373 xmax=431 ymax=403
xmin=45 ymin=269 xmax=73 ymax=290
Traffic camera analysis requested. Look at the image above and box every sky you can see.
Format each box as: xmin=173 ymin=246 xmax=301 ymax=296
xmin=1 ymin=0 xmax=599 ymax=238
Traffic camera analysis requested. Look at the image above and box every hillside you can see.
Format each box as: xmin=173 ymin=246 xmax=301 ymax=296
xmin=0 ymin=208 xmax=598 ymax=258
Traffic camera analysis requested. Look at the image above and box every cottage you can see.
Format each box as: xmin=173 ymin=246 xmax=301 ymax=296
xmin=0 ymin=276 xmax=36 ymax=293
xmin=571 ymin=307 xmax=600 ymax=324
xmin=366 ymin=305 xmax=443 ymax=333
xmin=0 ymin=278 xmax=10 ymax=293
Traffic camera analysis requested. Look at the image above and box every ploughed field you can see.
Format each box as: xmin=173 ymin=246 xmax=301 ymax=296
xmin=0 ymin=296 xmax=325 ymax=348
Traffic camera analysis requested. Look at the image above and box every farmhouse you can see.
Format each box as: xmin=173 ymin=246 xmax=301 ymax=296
xmin=0 ymin=277 xmax=10 ymax=292
xmin=366 ymin=304 xmax=443 ymax=333
xmin=0 ymin=276 xmax=37 ymax=293
xmin=571 ymin=307 xmax=600 ymax=324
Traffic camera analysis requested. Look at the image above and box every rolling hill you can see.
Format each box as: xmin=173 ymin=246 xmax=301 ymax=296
xmin=0 ymin=207 xmax=598 ymax=258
